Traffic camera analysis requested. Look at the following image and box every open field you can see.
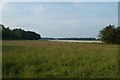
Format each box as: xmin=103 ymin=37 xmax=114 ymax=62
xmin=2 ymin=40 xmax=119 ymax=78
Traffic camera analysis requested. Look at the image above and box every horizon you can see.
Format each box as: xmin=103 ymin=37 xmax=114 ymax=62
xmin=1 ymin=2 xmax=118 ymax=38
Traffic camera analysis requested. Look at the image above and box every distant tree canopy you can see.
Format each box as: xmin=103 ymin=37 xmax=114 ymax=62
xmin=99 ymin=25 xmax=120 ymax=44
xmin=41 ymin=37 xmax=96 ymax=40
xmin=1 ymin=24 xmax=41 ymax=40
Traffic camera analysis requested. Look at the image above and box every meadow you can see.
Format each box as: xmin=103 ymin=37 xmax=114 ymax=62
xmin=2 ymin=40 xmax=119 ymax=78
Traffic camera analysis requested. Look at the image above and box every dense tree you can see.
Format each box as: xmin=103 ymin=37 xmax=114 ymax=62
xmin=0 ymin=24 xmax=2 ymax=39
xmin=12 ymin=28 xmax=25 ymax=39
xmin=99 ymin=25 xmax=120 ymax=44
xmin=1 ymin=24 xmax=41 ymax=40
xmin=2 ymin=25 xmax=13 ymax=40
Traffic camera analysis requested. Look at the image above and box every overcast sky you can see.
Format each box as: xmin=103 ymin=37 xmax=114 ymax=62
xmin=1 ymin=2 xmax=118 ymax=38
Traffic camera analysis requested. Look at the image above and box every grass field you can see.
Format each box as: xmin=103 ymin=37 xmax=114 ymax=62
xmin=2 ymin=40 xmax=119 ymax=78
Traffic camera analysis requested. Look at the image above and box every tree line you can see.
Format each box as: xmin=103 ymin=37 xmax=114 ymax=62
xmin=99 ymin=25 xmax=120 ymax=44
xmin=1 ymin=24 xmax=41 ymax=40
xmin=41 ymin=37 xmax=96 ymax=40
xmin=1 ymin=24 xmax=120 ymax=44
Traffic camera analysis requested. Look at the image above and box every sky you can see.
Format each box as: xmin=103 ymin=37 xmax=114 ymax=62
xmin=1 ymin=0 xmax=120 ymax=2
xmin=1 ymin=2 xmax=118 ymax=38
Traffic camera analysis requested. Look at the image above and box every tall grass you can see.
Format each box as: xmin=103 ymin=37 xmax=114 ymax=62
xmin=2 ymin=40 xmax=118 ymax=78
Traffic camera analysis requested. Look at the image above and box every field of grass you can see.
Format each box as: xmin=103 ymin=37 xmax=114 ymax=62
xmin=2 ymin=40 xmax=119 ymax=78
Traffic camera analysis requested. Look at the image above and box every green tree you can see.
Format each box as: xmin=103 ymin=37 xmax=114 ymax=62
xmin=2 ymin=25 xmax=12 ymax=40
xmin=0 ymin=24 xmax=2 ymax=39
xmin=115 ymin=27 xmax=120 ymax=44
xmin=12 ymin=28 xmax=26 ymax=39
xmin=99 ymin=25 xmax=120 ymax=44
xmin=1 ymin=24 xmax=41 ymax=40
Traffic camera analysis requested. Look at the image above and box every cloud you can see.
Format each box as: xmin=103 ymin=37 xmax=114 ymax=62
xmin=31 ymin=4 xmax=57 ymax=15
xmin=2 ymin=2 xmax=118 ymax=38
xmin=0 ymin=2 xmax=8 ymax=12
xmin=1 ymin=0 xmax=119 ymax=2
xmin=73 ymin=0 xmax=119 ymax=2
xmin=0 ymin=2 xmax=8 ymax=24
xmin=0 ymin=3 xmax=2 ymax=11
xmin=32 ymin=5 xmax=48 ymax=14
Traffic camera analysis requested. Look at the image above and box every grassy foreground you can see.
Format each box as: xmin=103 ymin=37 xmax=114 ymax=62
xmin=2 ymin=40 xmax=118 ymax=78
